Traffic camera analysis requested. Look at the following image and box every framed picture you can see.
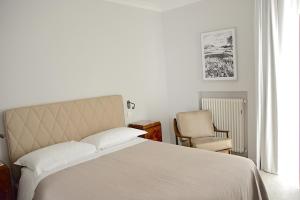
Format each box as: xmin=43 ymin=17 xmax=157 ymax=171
xmin=201 ymin=28 xmax=237 ymax=80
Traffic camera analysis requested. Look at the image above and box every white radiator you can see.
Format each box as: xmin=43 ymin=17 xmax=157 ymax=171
xmin=202 ymin=98 xmax=245 ymax=153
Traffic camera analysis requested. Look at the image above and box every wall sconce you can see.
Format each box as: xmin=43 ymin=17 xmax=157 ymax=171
xmin=127 ymin=100 xmax=136 ymax=109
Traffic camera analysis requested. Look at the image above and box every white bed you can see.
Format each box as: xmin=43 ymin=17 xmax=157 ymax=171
xmin=3 ymin=95 xmax=268 ymax=200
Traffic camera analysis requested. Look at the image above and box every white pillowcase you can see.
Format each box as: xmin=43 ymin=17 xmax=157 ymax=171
xmin=81 ymin=127 xmax=147 ymax=150
xmin=15 ymin=141 xmax=96 ymax=176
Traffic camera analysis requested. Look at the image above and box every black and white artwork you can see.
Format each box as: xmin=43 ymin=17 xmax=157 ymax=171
xmin=201 ymin=28 xmax=237 ymax=80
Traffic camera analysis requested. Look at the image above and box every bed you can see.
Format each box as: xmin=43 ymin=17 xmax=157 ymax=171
xmin=3 ymin=95 xmax=268 ymax=200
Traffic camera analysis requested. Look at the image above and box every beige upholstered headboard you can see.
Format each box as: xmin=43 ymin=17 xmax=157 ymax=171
xmin=4 ymin=95 xmax=125 ymax=163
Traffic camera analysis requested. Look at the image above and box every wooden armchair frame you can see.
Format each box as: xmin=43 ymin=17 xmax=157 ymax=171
xmin=173 ymin=118 xmax=230 ymax=148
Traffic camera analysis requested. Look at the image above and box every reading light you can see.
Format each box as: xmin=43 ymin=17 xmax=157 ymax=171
xmin=127 ymin=100 xmax=135 ymax=109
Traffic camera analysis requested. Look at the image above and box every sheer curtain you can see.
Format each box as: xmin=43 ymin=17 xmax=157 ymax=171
xmin=256 ymin=0 xmax=300 ymax=175
xmin=255 ymin=0 xmax=279 ymax=174
xmin=277 ymin=0 xmax=299 ymax=184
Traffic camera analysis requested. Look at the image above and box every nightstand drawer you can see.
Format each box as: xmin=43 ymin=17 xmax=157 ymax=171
xmin=129 ymin=120 xmax=162 ymax=142
xmin=144 ymin=125 xmax=162 ymax=141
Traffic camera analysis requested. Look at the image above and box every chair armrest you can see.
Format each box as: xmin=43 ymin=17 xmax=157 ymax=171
xmin=213 ymin=125 xmax=229 ymax=138
xmin=214 ymin=129 xmax=229 ymax=133
xmin=177 ymin=136 xmax=192 ymax=147
xmin=214 ymin=129 xmax=229 ymax=138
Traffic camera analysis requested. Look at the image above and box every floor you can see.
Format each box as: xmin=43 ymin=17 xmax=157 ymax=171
xmin=260 ymin=171 xmax=300 ymax=200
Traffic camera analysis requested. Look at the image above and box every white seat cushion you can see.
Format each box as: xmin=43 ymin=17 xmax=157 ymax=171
xmin=176 ymin=110 xmax=214 ymax=138
xmin=191 ymin=137 xmax=232 ymax=151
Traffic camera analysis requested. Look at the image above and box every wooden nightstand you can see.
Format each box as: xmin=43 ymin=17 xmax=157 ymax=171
xmin=128 ymin=120 xmax=162 ymax=142
xmin=0 ymin=162 xmax=13 ymax=200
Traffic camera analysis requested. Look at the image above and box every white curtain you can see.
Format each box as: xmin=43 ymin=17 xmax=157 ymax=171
xmin=255 ymin=0 xmax=279 ymax=174
xmin=277 ymin=0 xmax=299 ymax=184
xmin=256 ymin=0 xmax=300 ymax=174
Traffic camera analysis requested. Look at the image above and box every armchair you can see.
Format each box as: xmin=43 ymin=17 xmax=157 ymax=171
xmin=174 ymin=110 xmax=232 ymax=154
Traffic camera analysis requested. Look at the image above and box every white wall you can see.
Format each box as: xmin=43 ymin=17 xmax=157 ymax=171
xmin=0 ymin=0 xmax=256 ymax=163
xmin=162 ymin=0 xmax=256 ymax=161
xmin=0 ymin=0 xmax=170 ymax=162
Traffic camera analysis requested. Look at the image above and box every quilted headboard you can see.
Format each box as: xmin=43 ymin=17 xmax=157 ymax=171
xmin=4 ymin=95 xmax=125 ymax=163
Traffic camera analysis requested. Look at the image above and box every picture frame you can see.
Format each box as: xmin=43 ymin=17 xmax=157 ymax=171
xmin=201 ymin=28 xmax=237 ymax=80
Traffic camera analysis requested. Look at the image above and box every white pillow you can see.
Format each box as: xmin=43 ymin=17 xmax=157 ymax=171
xmin=15 ymin=141 xmax=96 ymax=176
xmin=81 ymin=127 xmax=147 ymax=150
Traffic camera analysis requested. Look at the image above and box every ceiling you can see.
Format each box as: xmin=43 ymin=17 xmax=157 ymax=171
xmin=104 ymin=0 xmax=203 ymax=12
